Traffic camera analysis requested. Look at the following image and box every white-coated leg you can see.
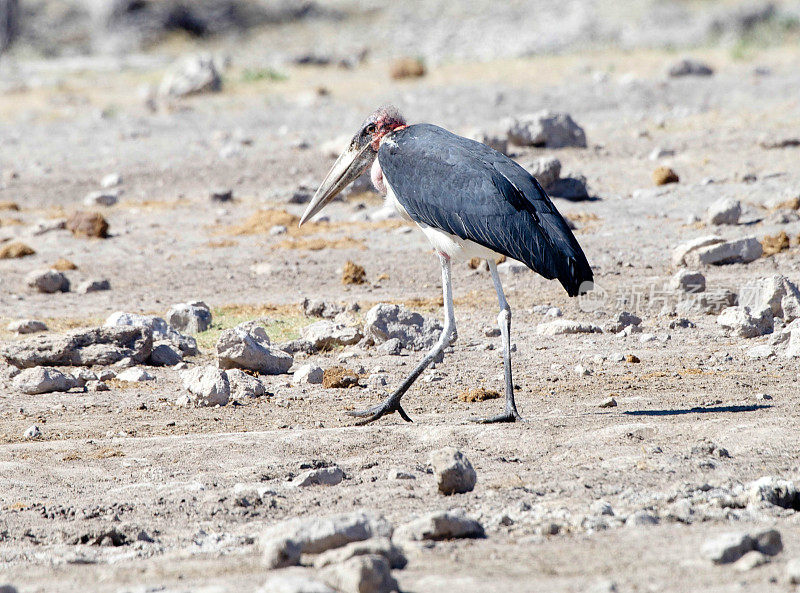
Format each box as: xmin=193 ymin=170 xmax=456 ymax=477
xmin=348 ymin=253 xmax=457 ymax=424
xmin=470 ymin=259 xmax=522 ymax=423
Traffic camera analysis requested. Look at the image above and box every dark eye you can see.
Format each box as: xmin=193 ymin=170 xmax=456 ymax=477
xmin=365 ymin=123 xmax=377 ymax=134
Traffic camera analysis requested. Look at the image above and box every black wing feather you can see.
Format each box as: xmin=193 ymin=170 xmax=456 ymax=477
xmin=378 ymin=124 xmax=593 ymax=296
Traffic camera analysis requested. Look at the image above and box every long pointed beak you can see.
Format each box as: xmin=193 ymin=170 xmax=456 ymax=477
xmin=299 ymin=143 xmax=375 ymax=226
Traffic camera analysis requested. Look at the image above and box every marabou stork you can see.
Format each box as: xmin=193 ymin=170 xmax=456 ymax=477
xmin=300 ymin=106 xmax=593 ymax=424
xmin=0 ymin=0 xmax=19 ymax=60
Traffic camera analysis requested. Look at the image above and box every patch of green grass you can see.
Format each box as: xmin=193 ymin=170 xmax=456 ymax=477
xmin=727 ymin=14 xmax=800 ymax=60
xmin=240 ymin=68 xmax=288 ymax=83
xmin=195 ymin=305 xmax=311 ymax=351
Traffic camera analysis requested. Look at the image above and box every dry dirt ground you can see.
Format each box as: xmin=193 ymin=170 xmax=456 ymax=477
xmin=2 ymin=22 xmax=800 ymax=593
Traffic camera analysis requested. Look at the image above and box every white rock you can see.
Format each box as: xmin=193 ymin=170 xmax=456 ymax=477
xmin=166 ymin=301 xmax=212 ymax=334
xmin=225 ymin=368 xmax=265 ymax=398
xmin=159 ymin=53 xmax=222 ymax=97
xmin=301 ymin=321 xmax=362 ymax=350
xmin=394 ymin=509 xmax=484 ymax=541
xmin=746 ymin=476 xmax=798 ymax=508
xmin=429 ymin=447 xmax=476 ymax=495
xmin=321 ymin=555 xmax=399 ymax=593
xmin=670 ymin=270 xmax=706 ymax=293
xmin=6 ymin=319 xmax=47 ymax=334
xmin=746 ymin=345 xmax=775 ymax=359
xmin=740 ymin=275 xmax=800 ymax=321
xmin=717 ymin=306 xmax=773 ymax=338
xmin=293 ymin=364 xmax=324 ymax=385
xmin=733 ymin=550 xmax=767 ymax=572
xmin=101 ymin=172 xmax=122 ymax=188
xmin=527 ymin=156 xmax=562 ymax=188
xmin=294 ymin=466 xmax=344 ymax=488
xmin=649 ymin=146 xmax=675 ymax=160
xmin=590 ymin=500 xmax=614 ymax=516
xmin=26 ymin=269 xmax=69 ymax=293
xmin=260 ymin=511 xmax=393 ymax=556
xmin=364 ymin=304 xmax=442 ymax=351
xmin=787 ymin=558 xmax=800 ymax=584
xmin=707 ymin=198 xmax=741 ymax=225
xmin=23 ymin=425 xmax=42 ymax=439
xmin=216 ymin=321 xmax=292 ymax=374
xmin=77 ymin=279 xmax=110 ymax=293
xmin=684 ymin=237 xmax=762 ymax=267
xmin=671 ymin=235 xmax=725 ymax=267
xmin=116 ymin=367 xmax=155 ymax=382
xmin=314 ymin=537 xmax=407 ymax=569
xmin=785 ymin=328 xmax=800 ymax=358
xmin=14 ymin=367 xmax=75 ymax=394
xmin=180 ymin=366 xmax=230 ymax=407
xmin=505 ymin=110 xmax=587 ymax=148
xmin=537 ymin=319 xmax=602 ymax=335
xmin=105 ymin=311 xmax=197 ymax=355
xmin=702 ymin=532 xmax=754 ymax=564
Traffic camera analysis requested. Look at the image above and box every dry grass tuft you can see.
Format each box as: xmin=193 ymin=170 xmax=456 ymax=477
xmin=0 ymin=241 xmax=35 ymax=259
xmin=0 ymin=201 xmax=20 ymax=211
xmin=459 ymin=387 xmax=501 ymax=402
xmin=277 ymin=237 xmax=365 ymax=251
xmin=342 ymin=260 xmax=366 ymax=285
xmin=52 ymin=258 xmax=78 ymax=271
xmin=322 ymin=366 xmax=360 ymax=389
xmin=761 ymin=231 xmax=791 ymax=256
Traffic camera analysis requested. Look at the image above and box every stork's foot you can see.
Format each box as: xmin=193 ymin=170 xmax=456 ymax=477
xmin=469 ymin=410 xmax=524 ymax=424
xmin=347 ymin=397 xmax=412 ymax=425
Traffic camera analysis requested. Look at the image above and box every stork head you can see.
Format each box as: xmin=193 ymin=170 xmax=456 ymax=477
xmin=299 ymin=106 xmax=406 ymax=225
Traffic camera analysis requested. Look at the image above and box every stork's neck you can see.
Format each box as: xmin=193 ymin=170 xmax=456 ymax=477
xmin=370 ymin=157 xmax=387 ymax=196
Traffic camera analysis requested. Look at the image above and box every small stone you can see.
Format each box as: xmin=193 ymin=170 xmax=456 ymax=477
xmin=590 ymin=500 xmax=614 ymax=516
xmin=752 ymin=529 xmax=782 ymax=556
xmin=685 ymin=236 xmax=763 ymax=267
xmin=302 ymin=298 xmax=343 ymax=319
xmin=77 ymin=279 xmax=111 ymax=293
xmin=315 ymin=537 xmax=407 ymax=570
xmin=599 ymin=397 xmax=617 ymax=408
xmin=166 ymin=301 xmax=212 ymax=334
xmin=707 ymin=198 xmax=741 ymax=225
xmin=604 ymin=311 xmax=641 ymax=333
xmin=83 ymin=190 xmax=119 ymax=207
xmin=394 ymin=509 xmax=484 ymax=541
xmin=86 ymin=380 xmax=109 ymax=392
xmin=746 ymin=476 xmax=798 ymax=509
xmin=270 ymin=224 xmax=287 ymax=236
xmin=6 ymin=319 xmax=47 ymax=334
xmin=652 ymin=166 xmax=679 ymax=185
xmin=671 ymin=270 xmax=706 ymax=293
xmin=429 ymin=447 xmax=477 ymax=495
xmin=609 ymin=352 xmax=625 ymax=362
xmin=667 ymin=58 xmax=714 ymax=77
xmin=260 ymin=511 xmax=392 ymax=556
xmin=149 ymin=341 xmax=183 ymax=366
xmin=301 ymin=321 xmax=363 ymax=350
xmin=101 ymin=173 xmax=122 ymax=188
xmin=377 ymin=337 xmax=403 ymax=355
xmin=159 ymin=53 xmax=222 ymax=97
xmin=294 ymin=466 xmax=344 ymax=488
xmin=26 ymin=269 xmax=69 ymax=293
xmin=116 ymin=367 xmax=155 ymax=382
xmin=648 ymin=146 xmax=675 ymax=160
xmin=505 ymin=111 xmax=587 ymax=148
xmin=210 ymin=188 xmax=233 ymax=202
xmin=733 ymin=550 xmax=767 ymax=572
xmin=672 ymin=235 xmax=725 ymax=267
xmin=528 ymin=156 xmax=562 ymax=189
xmin=625 ymin=354 xmax=640 ymax=363
xmin=484 ymin=327 xmax=501 ymax=337
xmin=625 ymin=511 xmax=659 ymax=527
xmin=180 ymin=365 xmax=230 ymax=407
xmin=548 ymin=176 xmax=590 ymax=200
xmin=746 ymin=344 xmax=775 ymax=359
xmin=216 ymin=321 xmax=292 ymax=374
xmin=387 ymin=469 xmax=415 ymax=480
xmin=717 ymin=306 xmax=773 ymax=338
xmin=66 ymin=211 xmax=108 ymax=238
xmin=702 ymin=532 xmax=754 ymax=564
xmin=225 ymin=368 xmax=266 ymax=398
xmin=293 ymin=363 xmax=324 ymax=385
xmin=14 ymin=367 xmax=75 ymax=394
xmin=321 ymin=554 xmax=399 ymax=593
xmin=575 ymin=364 xmax=592 ymax=377
xmin=23 ymin=425 xmax=42 ymax=439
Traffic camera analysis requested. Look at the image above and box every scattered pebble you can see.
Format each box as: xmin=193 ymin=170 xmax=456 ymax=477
xmin=26 ymin=269 xmax=69 ymax=294
xmin=294 ymin=466 xmax=344 ymax=488
xmin=293 ymin=363 xmax=324 ymax=385
xmin=14 ymin=367 xmax=75 ymax=394
xmin=321 ymin=554 xmax=399 ymax=593
xmin=394 ymin=509 xmax=484 ymax=541
xmin=66 ymin=211 xmax=109 ymax=238
xmin=23 ymin=425 xmax=42 ymax=440
xmin=77 ymin=279 xmax=111 ymax=294
xmin=180 ymin=366 xmax=230 ymax=407
xmin=505 ymin=110 xmax=587 ymax=148
xmin=707 ymin=198 xmax=741 ymax=225
xmin=83 ymin=190 xmax=119 ymax=207
xmin=210 ymin=188 xmax=233 ymax=202
xmin=599 ymin=396 xmax=617 ymax=408
xmin=6 ymin=319 xmax=47 ymax=334
xmin=116 ymin=367 xmax=155 ymax=382
xmin=166 ymin=301 xmax=212 ymax=334
xmin=667 ymin=58 xmax=714 ymax=77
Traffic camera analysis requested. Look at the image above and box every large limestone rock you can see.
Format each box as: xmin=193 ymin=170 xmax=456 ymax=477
xmin=1 ymin=326 xmax=152 ymax=369
xmin=216 ymin=321 xmax=292 ymax=374
xmin=363 ymin=304 xmax=442 ymax=351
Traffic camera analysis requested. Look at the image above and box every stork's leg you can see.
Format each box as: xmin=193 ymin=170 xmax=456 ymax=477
xmin=470 ymin=260 xmax=523 ymax=423
xmin=348 ymin=253 xmax=456 ymax=425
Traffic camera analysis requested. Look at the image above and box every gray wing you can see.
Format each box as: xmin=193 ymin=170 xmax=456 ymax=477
xmin=378 ymin=123 xmax=593 ymax=296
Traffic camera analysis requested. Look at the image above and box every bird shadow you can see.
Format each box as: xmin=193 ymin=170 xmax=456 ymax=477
xmin=623 ymin=404 xmax=772 ymax=416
